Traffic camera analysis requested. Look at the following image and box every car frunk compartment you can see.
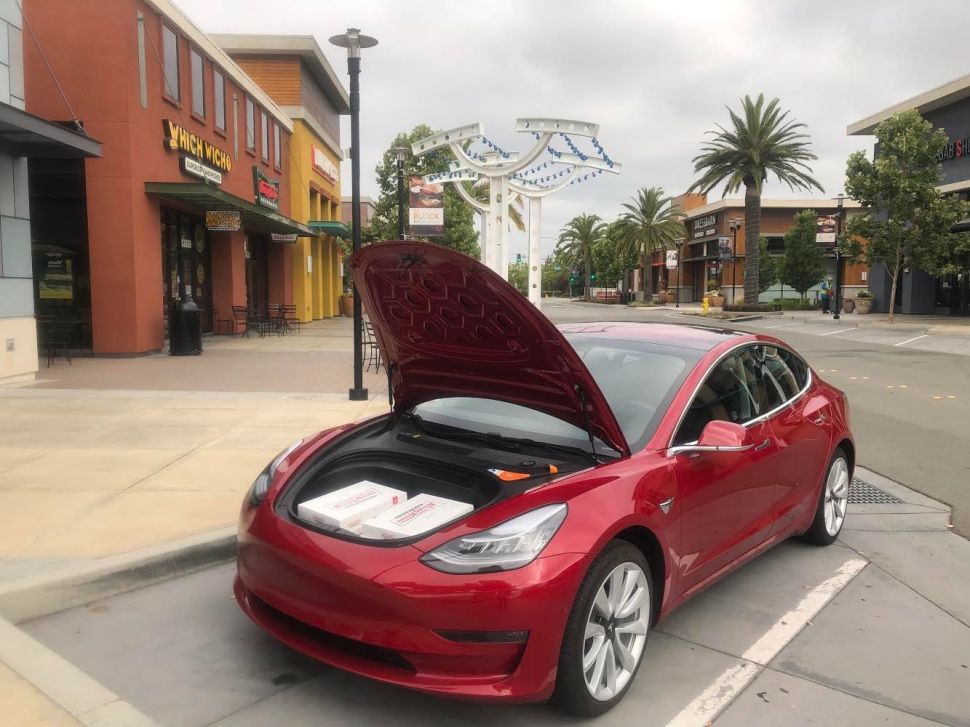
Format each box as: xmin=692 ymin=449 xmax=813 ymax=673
xmin=283 ymin=452 xmax=501 ymax=541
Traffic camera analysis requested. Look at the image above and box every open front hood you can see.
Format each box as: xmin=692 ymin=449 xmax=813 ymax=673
xmin=349 ymin=242 xmax=630 ymax=456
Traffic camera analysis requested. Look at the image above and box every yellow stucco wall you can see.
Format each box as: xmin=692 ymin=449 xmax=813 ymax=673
xmin=288 ymin=121 xmax=344 ymax=322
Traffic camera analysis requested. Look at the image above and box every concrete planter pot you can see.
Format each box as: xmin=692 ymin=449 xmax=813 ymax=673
xmin=651 ymin=293 xmax=663 ymax=304
xmin=339 ymin=294 xmax=354 ymax=317
xmin=666 ymin=291 xmax=677 ymax=304
xmin=842 ymin=299 xmax=855 ymax=314
xmin=855 ymin=297 xmax=872 ymax=314
xmin=707 ymin=295 xmax=725 ymax=307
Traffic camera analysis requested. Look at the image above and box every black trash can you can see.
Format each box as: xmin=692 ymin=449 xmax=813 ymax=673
xmin=169 ymin=299 xmax=202 ymax=356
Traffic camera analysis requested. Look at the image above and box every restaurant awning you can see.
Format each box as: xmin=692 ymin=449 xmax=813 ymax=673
xmin=0 ymin=106 xmax=101 ymax=158
xmin=307 ymin=220 xmax=350 ymax=238
xmin=144 ymin=182 xmax=315 ymax=236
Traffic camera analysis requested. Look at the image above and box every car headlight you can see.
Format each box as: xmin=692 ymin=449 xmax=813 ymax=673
xmin=419 ymin=504 xmax=568 ymax=574
xmin=246 ymin=438 xmax=304 ymax=507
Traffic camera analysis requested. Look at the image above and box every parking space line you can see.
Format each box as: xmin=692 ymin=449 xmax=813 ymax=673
xmin=664 ymin=557 xmax=867 ymax=727
xmin=894 ymin=334 xmax=928 ymax=347
xmin=765 ymin=322 xmax=806 ymax=329
xmin=819 ymin=328 xmax=855 ymax=336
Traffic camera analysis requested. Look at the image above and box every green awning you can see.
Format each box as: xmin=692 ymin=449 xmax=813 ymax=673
xmin=145 ymin=182 xmax=315 ymax=237
xmin=307 ymin=220 xmax=351 ymax=238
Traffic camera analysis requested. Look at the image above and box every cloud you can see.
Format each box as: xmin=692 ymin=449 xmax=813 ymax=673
xmin=179 ymin=0 xmax=970 ymax=257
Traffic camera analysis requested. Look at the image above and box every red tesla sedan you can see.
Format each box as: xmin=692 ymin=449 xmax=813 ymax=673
xmin=234 ymin=242 xmax=853 ymax=716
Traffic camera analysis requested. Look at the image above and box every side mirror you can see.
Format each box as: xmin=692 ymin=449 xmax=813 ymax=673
xmin=667 ymin=420 xmax=755 ymax=458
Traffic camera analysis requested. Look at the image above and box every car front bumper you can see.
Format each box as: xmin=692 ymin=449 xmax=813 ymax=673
xmin=235 ymin=506 xmax=589 ymax=702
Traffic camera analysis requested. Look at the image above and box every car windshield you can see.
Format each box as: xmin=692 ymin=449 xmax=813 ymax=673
xmin=412 ymin=335 xmax=700 ymax=453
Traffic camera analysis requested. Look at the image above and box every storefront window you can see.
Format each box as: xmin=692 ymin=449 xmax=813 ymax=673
xmin=273 ymin=124 xmax=281 ymax=169
xmin=162 ymin=25 xmax=179 ymax=101
xmin=245 ymin=97 xmax=256 ymax=151
xmin=213 ymin=69 xmax=225 ymax=131
xmin=190 ymin=48 xmax=205 ymax=117
xmin=261 ymin=110 xmax=269 ymax=162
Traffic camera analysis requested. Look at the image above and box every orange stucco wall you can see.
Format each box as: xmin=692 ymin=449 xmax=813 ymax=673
xmin=24 ymin=0 xmax=293 ymax=353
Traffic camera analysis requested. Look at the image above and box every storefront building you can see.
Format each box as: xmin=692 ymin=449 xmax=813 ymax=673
xmin=0 ymin=2 xmax=101 ymax=384
xmin=23 ymin=0 xmax=311 ymax=355
xmin=659 ymin=194 xmax=866 ymax=305
xmin=213 ymin=34 xmax=350 ymax=323
xmin=849 ymin=74 xmax=970 ymax=315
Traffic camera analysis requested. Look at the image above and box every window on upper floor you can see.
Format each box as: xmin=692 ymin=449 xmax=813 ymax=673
xmin=162 ymin=24 xmax=179 ymax=101
xmin=190 ymin=48 xmax=205 ymax=117
xmin=245 ymin=97 xmax=256 ymax=151
xmin=213 ymin=69 xmax=226 ymax=131
xmin=261 ymin=110 xmax=270 ymax=162
xmin=273 ymin=124 xmax=281 ymax=169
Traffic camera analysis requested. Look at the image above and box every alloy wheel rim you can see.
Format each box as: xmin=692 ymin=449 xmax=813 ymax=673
xmin=582 ymin=561 xmax=650 ymax=701
xmin=824 ymin=457 xmax=849 ymax=536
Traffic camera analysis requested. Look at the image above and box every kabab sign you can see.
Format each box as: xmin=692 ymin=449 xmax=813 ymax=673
xmin=164 ymin=120 xmax=232 ymax=184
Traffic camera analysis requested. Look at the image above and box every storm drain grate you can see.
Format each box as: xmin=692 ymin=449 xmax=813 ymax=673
xmin=849 ymin=478 xmax=904 ymax=504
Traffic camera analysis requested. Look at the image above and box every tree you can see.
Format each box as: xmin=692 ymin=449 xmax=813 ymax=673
xmin=613 ymin=187 xmax=685 ymax=298
xmin=370 ymin=125 xmax=478 ymax=256
xmin=781 ymin=210 xmax=827 ymax=299
xmin=758 ymin=237 xmax=781 ymax=294
xmin=593 ymin=220 xmax=640 ymax=290
xmin=542 ymin=248 xmax=572 ymax=297
xmin=690 ymin=94 xmax=823 ymax=306
xmin=507 ymin=260 xmax=528 ymax=295
xmin=556 ymin=214 xmax=608 ymax=301
xmin=843 ymin=109 xmax=969 ymax=322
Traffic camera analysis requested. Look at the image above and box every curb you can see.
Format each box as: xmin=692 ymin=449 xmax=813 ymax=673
xmin=0 ymin=526 xmax=237 ymax=625
xmin=0 ymin=527 xmax=236 ymax=727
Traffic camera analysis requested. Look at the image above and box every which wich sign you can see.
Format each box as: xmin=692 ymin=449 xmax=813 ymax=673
xmin=164 ymin=119 xmax=231 ymax=185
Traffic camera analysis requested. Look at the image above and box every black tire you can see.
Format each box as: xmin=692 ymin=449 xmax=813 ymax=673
xmin=801 ymin=448 xmax=850 ymax=546
xmin=552 ymin=541 xmax=652 ymax=717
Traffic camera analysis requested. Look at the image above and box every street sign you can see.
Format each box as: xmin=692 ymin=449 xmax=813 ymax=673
xmin=665 ymin=250 xmax=678 ymax=269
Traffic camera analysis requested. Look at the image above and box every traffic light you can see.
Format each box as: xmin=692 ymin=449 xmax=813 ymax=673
xmin=590 ymin=271 xmax=597 ymax=282
xmin=516 ymin=253 xmax=522 ymax=263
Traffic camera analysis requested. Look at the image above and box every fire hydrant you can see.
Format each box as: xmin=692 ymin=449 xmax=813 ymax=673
xmin=702 ymin=297 xmax=710 ymax=315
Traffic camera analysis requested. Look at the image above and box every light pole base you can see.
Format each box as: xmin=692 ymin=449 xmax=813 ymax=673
xmin=349 ymin=388 xmax=369 ymax=401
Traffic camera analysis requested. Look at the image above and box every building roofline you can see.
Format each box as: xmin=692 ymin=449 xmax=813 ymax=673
xmin=209 ymin=34 xmax=350 ymax=115
xmin=681 ymin=198 xmax=863 ymax=220
xmin=145 ymin=0 xmax=293 ymax=132
xmin=847 ymin=71 xmax=970 ymax=136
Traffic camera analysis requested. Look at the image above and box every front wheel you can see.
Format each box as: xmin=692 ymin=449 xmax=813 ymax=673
xmin=801 ymin=448 xmax=850 ymax=546
xmin=552 ymin=541 xmax=652 ymax=716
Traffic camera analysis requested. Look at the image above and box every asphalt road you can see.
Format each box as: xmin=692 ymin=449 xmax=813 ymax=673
xmin=542 ymin=299 xmax=970 ymax=536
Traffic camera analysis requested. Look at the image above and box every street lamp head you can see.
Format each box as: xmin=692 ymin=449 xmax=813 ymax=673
xmin=729 ymin=218 xmax=742 ymax=231
xmin=329 ymin=28 xmax=378 ymax=58
xmin=391 ymin=146 xmax=409 ymax=162
xmin=835 ymin=192 xmax=846 ymax=209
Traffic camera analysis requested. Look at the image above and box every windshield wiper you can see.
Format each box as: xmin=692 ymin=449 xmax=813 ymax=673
xmin=403 ymin=413 xmax=600 ymax=464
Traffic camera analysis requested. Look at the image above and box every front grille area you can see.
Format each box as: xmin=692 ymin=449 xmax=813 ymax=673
xmin=849 ymin=478 xmax=904 ymax=505
xmin=251 ymin=593 xmax=416 ymax=673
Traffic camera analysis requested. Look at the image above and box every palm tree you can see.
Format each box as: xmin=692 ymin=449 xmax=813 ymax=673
xmin=466 ymin=182 xmax=525 ymax=231
xmin=557 ymin=214 xmax=608 ymax=300
xmin=690 ymin=94 xmax=823 ymax=305
xmin=614 ymin=187 xmax=686 ymax=299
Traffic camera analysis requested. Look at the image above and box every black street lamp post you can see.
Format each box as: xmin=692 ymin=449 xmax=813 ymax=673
xmin=833 ymin=193 xmax=846 ymax=320
xmin=392 ymin=146 xmax=408 ymax=239
xmin=675 ymin=238 xmax=684 ymax=308
xmin=729 ymin=218 xmax=742 ymax=306
xmin=330 ymin=28 xmax=378 ymax=402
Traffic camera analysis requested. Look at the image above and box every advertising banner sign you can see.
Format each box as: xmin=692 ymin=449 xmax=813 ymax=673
xmin=408 ymin=175 xmax=444 ymax=236
xmin=38 ymin=251 xmax=73 ymax=300
xmin=181 ymin=156 xmax=222 ymax=185
xmin=718 ymin=236 xmax=733 ymax=261
xmin=205 ymin=210 xmax=241 ymax=231
xmin=816 ymin=214 xmax=837 ymax=244
xmin=271 ymin=233 xmax=298 ymax=243
xmin=665 ymin=250 xmax=678 ymax=269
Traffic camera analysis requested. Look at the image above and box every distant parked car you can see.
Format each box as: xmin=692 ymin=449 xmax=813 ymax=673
xmin=235 ymin=242 xmax=854 ymax=716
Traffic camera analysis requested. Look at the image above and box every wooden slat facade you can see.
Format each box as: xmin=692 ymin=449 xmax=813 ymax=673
xmin=233 ymin=57 xmax=302 ymax=105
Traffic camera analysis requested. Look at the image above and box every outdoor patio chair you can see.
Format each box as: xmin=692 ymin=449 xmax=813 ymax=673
xmin=282 ymin=304 xmax=302 ymax=335
xmin=363 ymin=320 xmax=384 ymax=372
xmin=45 ymin=323 xmax=73 ymax=367
xmin=231 ymin=306 xmax=250 ymax=338
xmin=213 ymin=307 xmax=234 ymax=335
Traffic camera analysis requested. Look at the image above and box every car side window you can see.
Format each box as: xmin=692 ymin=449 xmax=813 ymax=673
xmin=674 ymin=351 xmax=759 ymax=445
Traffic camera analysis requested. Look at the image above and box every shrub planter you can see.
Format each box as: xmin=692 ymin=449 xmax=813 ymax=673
xmin=855 ymin=297 xmax=872 ymax=314
xmin=707 ymin=295 xmax=725 ymax=307
xmin=842 ymin=299 xmax=855 ymax=314
xmin=339 ymin=294 xmax=354 ymax=317
xmin=666 ymin=291 xmax=677 ymax=304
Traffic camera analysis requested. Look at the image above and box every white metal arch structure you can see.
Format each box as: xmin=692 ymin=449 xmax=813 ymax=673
xmin=411 ymin=118 xmax=619 ymax=307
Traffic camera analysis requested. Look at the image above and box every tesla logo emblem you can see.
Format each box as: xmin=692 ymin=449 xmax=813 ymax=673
xmin=659 ymin=497 xmax=674 ymax=515
xmin=396 ymin=253 xmax=426 ymax=275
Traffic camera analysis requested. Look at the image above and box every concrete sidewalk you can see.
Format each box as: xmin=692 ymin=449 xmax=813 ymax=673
xmin=0 ymin=318 xmax=390 ymax=582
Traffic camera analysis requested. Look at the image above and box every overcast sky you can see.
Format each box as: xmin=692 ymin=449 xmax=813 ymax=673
xmin=181 ymin=0 xmax=969 ymax=258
